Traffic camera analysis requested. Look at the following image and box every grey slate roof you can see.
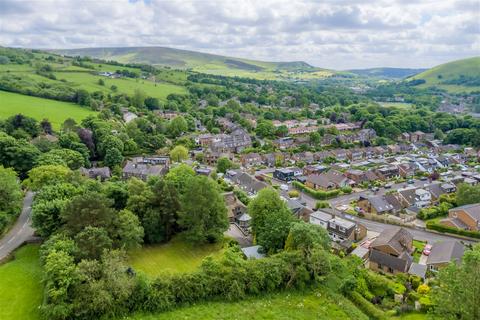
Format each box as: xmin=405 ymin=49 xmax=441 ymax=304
xmin=451 ymin=203 xmax=480 ymax=221
xmin=408 ymin=262 xmax=427 ymax=279
xmin=241 ymin=246 xmax=265 ymax=259
xmin=426 ymin=241 xmax=465 ymax=265
xmin=371 ymin=227 xmax=413 ymax=255
xmin=370 ymin=248 xmax=412 ymax=272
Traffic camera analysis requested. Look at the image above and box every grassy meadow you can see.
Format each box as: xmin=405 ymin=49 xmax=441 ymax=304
xmin=0 ymin=245 xmax=43 ymax=320
xmin=123 ymin=288 xmax=368 ymax=320
xmin=0 ymin=90 xmax=96 ymax=130
xmin=53 ymin=71 xmax=186 ymax=101
xmin=128 ymin=237 xmax=224 ymax=276
xmin=412 ymin=56 xmax=480 ymax=93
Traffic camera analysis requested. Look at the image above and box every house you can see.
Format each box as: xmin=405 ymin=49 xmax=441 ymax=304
xmin=348 ymin=148 xmax=365 ymax=161
xmin=122 ymin=111 xmax=138 ymax=123
xmin=263 ymin=152 xmax=285 ymax=167
xmin=369 ymin=227 xmax=414 ymax=274
xmin=211 ymin=128 xmax=252 ymax=153
xmin=292 ymin=152 xmax=314 ymax=164
xmin=345 ymin=169 xmax=378 ymax=184
xmin=241 ymin=246 xmax=265 ymax=259
xmin=273 ymin=168 xmax=295 ymax=182
xmin=303 ymin=164 xmax=328 ymax=176
xmin=313 ymin=151 xmax=331 ymax=162
xmin=330 ymin=149 xmax=348 ymax=161
xmin=309 ymin=210 xmax=333 ymax=228
xmin=228 ymin=170 xmax=268 ymax=195
xmin=376 ymin=165 xmax=399 ymax=180
xmin=204 ymin=151 xmax=232 ymax=165
xmin=288 ymin=125 xmax=318 ymax=135
xmin=398 ymin=163 xmax=416 ymax=178
xmin=196 ymin=133 xmax=214 ymax=147
xmin=241 ymin=153 xmax=262 ymax=168
xmin=327 ymin=217 xmax=367 ymax=242
xmin=410 ymin=131 xmax=426 ymax=142
xmin=441 ymin=203 xmax=480 ymax=231
xmin=306 ymin=170 xmax=351 ymax=190
xmin=80 ymin=167 xmax=111 ymax=181
xmin=309 ymin=208 xmax=366 ymax=242
xmin=122 ymin=157 xmax=169 ymax=181
xmin=287 ymin=199 xmax=313 ymax=221
xmin=195 ymin=167 xmax=211 ymax=176
xmin=398 ymin=187 xmax=432 ymax=208
xmin=272 ymin=137 xmax=294 ymax=150
xmin=224 ymin=192 xmax=247 ymax=222
xmin=358 ymin=195 xmax=394 ymax=215
xmin=426 ymin=241 xmax=465 ymax=271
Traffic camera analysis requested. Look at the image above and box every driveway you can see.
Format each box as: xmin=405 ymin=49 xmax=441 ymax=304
xmin=0 ymin=191 xmax=36 ymax=262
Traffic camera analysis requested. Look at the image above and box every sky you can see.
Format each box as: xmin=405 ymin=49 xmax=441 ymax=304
xmin=0 ymin=0 xmax=479 ymax=69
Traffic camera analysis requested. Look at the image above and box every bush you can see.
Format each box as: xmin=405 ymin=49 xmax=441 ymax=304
xmin=315 ymin=201 xmax=330 ymax=209
xmin=426 ymin=221 xmax=480 ymax=239
xmin=288 ymin=190 xmax=299 ymax=198
xmin=292 ymin=181 xmax=341 ymax=200
xmin=348 ymin=291 xmax=386 ymax=320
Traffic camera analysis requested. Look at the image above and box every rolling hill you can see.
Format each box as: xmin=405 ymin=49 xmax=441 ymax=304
xmin=409 ymin=56 xmax=480 ymax=93
xmin=50 ymin=46 xmax=335 ymax=80
xmin=348 ymin=67 xmax=426 ymax=79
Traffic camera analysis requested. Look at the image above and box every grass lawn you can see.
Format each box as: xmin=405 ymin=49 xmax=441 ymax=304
xmin=128 ymin=237 xmax=224 ymax=276
xmin=0 ymin=90 xmax=96 ymax=130
xmin=123 ymin=288 xmax=368 ymax=320
xmin=380 ymin=102 xmax=413 ymax=109
xmin=0 ymin=244 xmax=43 ymax=320
xmin=412 ymin=240 xmax=426 ymax=263
xmin=390 ymin=311 xmax=429 ymax=319
xmin=53 ymin=71 xmax=186 ymax=101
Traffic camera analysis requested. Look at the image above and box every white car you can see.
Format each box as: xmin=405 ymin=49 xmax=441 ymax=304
xmin=280 ymin=184 xmax=289 ymax=191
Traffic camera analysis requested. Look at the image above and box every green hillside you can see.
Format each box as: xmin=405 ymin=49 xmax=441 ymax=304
xmin=410 ymin=57 xmax=480 ymax=93
xmin=0 ymin=91 xmax=96 ymax=130
xmin=51 ymin=46 xmax=335 ymax=80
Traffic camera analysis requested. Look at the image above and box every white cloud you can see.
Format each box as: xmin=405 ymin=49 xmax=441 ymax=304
xmin=0 ymin=0 xmax=478 ymax=69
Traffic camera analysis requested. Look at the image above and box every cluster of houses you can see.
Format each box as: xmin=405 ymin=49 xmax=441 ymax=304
xmin=353 ymin=226 xmax=466 ymax=278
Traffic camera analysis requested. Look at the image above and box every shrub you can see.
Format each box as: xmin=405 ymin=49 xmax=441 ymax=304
xmin=288 ymin=190 xmax=299 ymax=198
xmin=292 ymin=181 xmax=341 ymax=200
xmin=315 ymin=201 xmax=330 ymax=209
xmin=417 ymin=284 xmax=430 ymax=295
xmin=348 ymin=291 xmax=386 ymax=320
xmin=426 ymin=221 xmax=480 ymax=239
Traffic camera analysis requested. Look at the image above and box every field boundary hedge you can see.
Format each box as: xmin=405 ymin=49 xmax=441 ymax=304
xmin=426 ymin=221 xmax=480 ymax=239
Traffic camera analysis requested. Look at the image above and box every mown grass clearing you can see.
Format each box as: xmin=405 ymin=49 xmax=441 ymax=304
xmin=0 ymin=244 xmax=42 ymax=320
xmin=123 ymin=288 xmax=368 ymax=320
xmin=53 ymin=71 xmax=186 ymax=101
xmin=128 ymin=237 xmax=224 ymax=276
xmin=0 ymin=90 xmax=96 ymax=130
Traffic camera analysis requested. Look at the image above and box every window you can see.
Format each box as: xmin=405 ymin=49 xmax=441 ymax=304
xmin=339 ymin=227 xmax=345 ymax=232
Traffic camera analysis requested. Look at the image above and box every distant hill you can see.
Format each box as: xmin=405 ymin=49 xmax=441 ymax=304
xmin=348 ymin=67 xmax=426 ymax=79
xmin=410 ymin=57 xmax=480 ymax=93
xmin=50 ymin=46 xmax=334 ymax=80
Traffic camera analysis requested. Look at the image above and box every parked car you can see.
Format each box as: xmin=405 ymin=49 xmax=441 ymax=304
xmin=385 ymin=182 xmax=394 ymax=189
xmin=280 ymin=184 xmax=289 ymax=191
xmin=423 ymin=244 xmax=433 ymax=256
xmin=420 ymin=176 xmax=428 ymax=181
xmin=407 ymin=179 xmax=415 ymax=184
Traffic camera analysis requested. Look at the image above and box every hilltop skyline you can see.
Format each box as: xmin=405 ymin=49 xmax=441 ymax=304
xmin=0 ymin=0 xmax=479 ymax=69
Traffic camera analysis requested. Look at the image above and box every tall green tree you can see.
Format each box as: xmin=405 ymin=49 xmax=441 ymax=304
xmin=248 ymin=188 xmax=294 ymax=253
xmin=179 ymin=176 xmax=228 ymax=243
xmin=431 ymin=244 xmax=480 ymax=319
xmin=0 ymin=166 xmax=22 ymax=231
xmin=169 ymin=145 xmax=188 ymax=163
xmin=168 ymin=116 xmax=188 ymax=138
xmin=143 ymin=179 xmax=181 ymax=243
xmin=216 ymin=157 xmax=233 ymax=173
xmin=456 ymin=183 xmax=480 ymax=206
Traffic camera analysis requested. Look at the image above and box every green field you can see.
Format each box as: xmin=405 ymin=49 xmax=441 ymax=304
xmin=53 ymin=71 xmax=186 ymax=101
xmin=0 ymin=245 xmax=42 ymax=320
xmin=411 ymin=56 xmax=480 ymax=93
xmin=380 ymin=102 xmax=413 ymax=109
xmin=0 ymin=90 xmax=96 ymax=130
xmin=128 ymin=237 xmax=224 ymax=276
xmin=124 ymin=288 xmax=368 ymax=320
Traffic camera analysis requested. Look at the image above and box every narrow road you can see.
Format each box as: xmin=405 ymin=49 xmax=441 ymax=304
xmin=0 ymin=191 xmax=35 ymax=261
